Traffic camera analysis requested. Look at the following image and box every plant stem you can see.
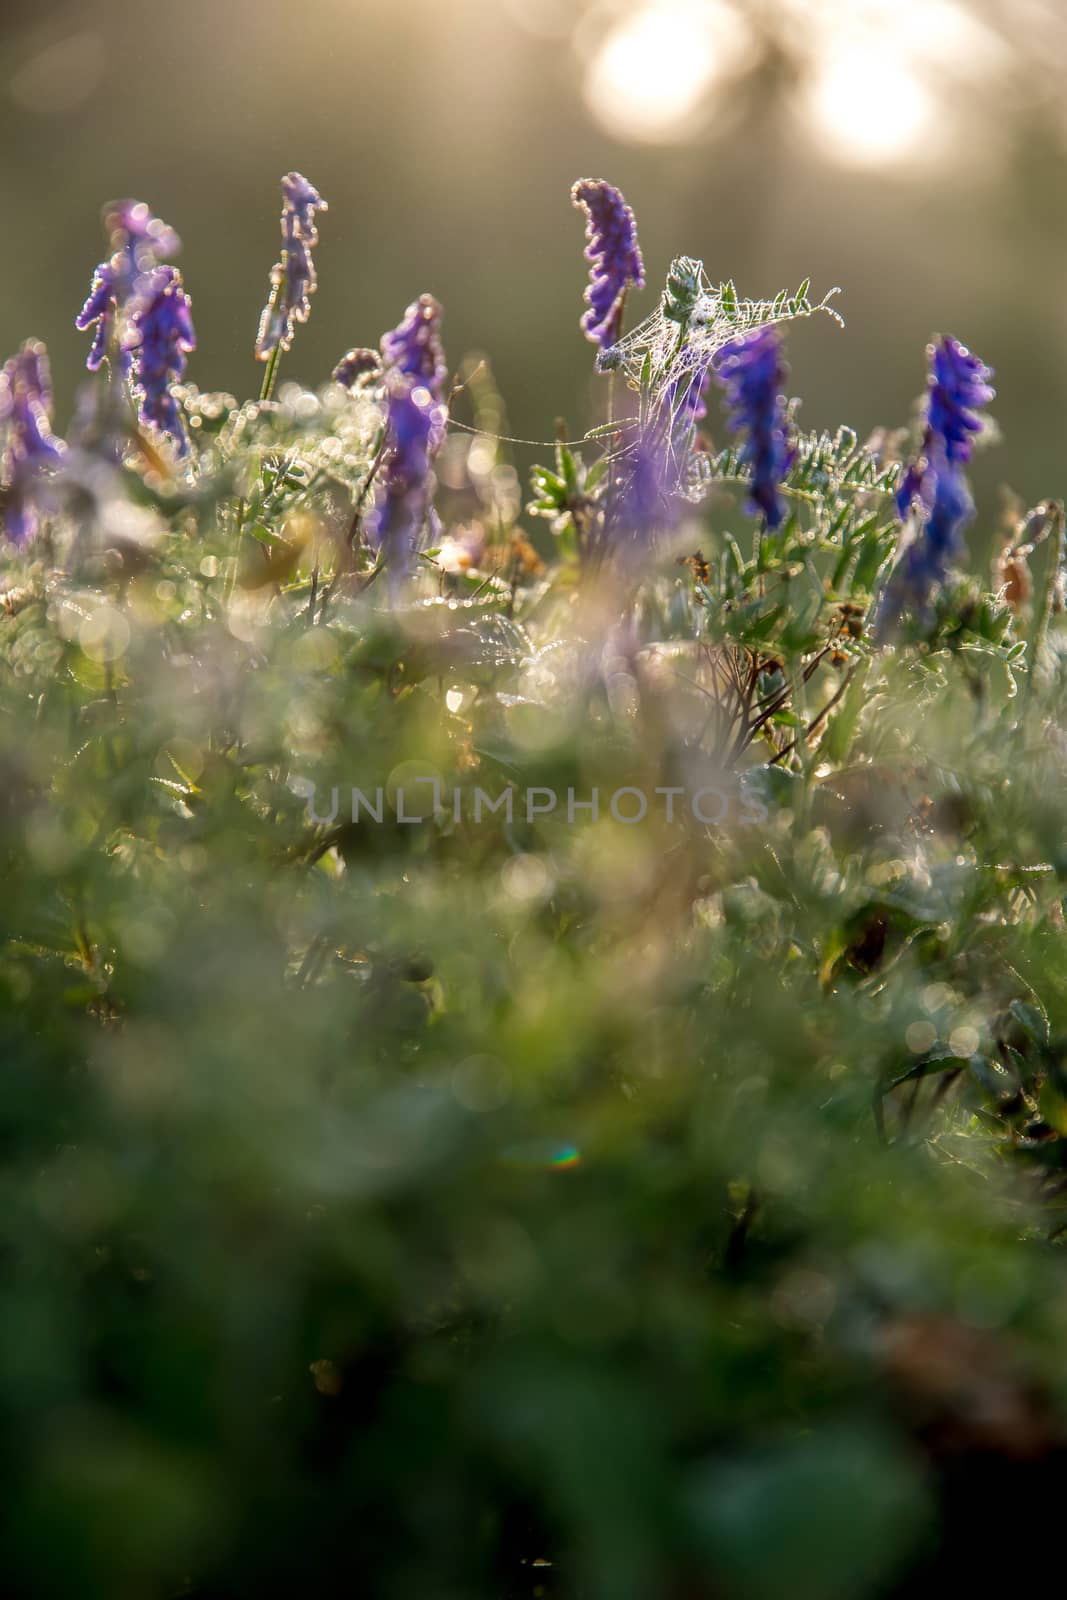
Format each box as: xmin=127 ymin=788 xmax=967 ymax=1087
xmin=259 ymin=344 xmax=283 ymax=404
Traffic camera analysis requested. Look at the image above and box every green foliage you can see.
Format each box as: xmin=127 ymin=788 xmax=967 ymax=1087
xmin=4 ymin=318 xmax=1067 ymax=1600
xmin=660 ymin=255 xmax=704 ymax=326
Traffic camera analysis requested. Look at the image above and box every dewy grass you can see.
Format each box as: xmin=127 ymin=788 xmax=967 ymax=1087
xmin=1 ymin=170 xmax=1067 ymax=1599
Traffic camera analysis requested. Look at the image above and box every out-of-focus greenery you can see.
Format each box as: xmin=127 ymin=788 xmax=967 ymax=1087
xmin=5 ymin=231 xmax=1067 ymax=1600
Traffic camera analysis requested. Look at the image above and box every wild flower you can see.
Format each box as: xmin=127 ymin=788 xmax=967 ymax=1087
xmin=76 ymin=200 xmax=180 ymax=377
xmin=77 ymin=263 xmax=130 ymax=377
xmin=603 ymin=425 xmax=675 ymax=558
xmin=571 ymin=178 xmax=645 ymax=350
xmin=106 ymin=200 xmax=181 ymax=277
xmin=716 ymin=325 xmax=794 ymax=528
xmin=896 ymin=335 xmax=995 ymax=518
xmin=333 ymin=347 xmax=383 ymax=390
xmin=928 ymin=335 xmax=995 ymax=463
xmin=880 ymin=335 xmax=995 ymax=631
xmin=668 ymin=358 xmax=713 ymax=429
xmin=379 ymin=295 xmax=449 ymax=455
xmin=366 ymin=378 xmax=436 ymax=580
xmin=0 ymin=340 xmax=64 ymax=544
xmin=127 ymin=267 xmax=197 ymax=454
xmin=380 ymin=295 xmax=447 ymax=399
xmin=254 ymin=173 xmax=328 ymax=362
xmin=878 ymin=461 xmax=974 ymax=635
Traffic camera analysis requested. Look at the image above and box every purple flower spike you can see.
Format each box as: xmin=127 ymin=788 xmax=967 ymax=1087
xmin=716 ymin=325 xmax=794 ymax=529
xmin=77 ymin=261 xmax=128 ymax=375
xmin=599 ymin=420 xmax=677 ymax=565
xmin=669 ymin=356 xmax=714 ymax=430
xmin=127 ymin=267 xmax=197 ymax=454
xmin=105 ymin=199 xmax=182 ymax=277
xmin=906 ymin=461 xmax=974 ymax=595
xmin=928 ymin=336 xmax=995 ymax=464
xmin=619 ymin=435 xmax=672 ymax=546
xmin=76 ymin=201 xmax=180 ymax=378
xmin=896 ymin=334 xmax=995 ymax=518
xmin=333 ymin=347 xmax=383 ymax=390
xmin=255 ymin=172 xmax=328 ymax=361
xmin=366 ymin=378 xmax=436 ymax=582
xmin=878 ymin=460 xmax=974 ymax=637
xmin=879 ymin=334 xmax=994 ymax=634
xmin=380 ymin=295 xmax=447 ymax=399
xmin=0 ymin=340 xmax=64 ymax=544
xmin=571 ymin=178 xmax=645 ymax=350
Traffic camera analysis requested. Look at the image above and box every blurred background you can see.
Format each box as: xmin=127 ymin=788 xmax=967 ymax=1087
xmin=2 ymin=0 xmax=1066 ymax=506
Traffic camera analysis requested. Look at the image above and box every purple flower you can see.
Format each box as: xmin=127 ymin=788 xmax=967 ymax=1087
xmin=716 ymin=326 xmax=794 ymax=529
xmin=379 ymin=297 xmax=449 ymax=454
xmin=896 ymin=335 xmax=994 ymax=518
xmin=668 ymin=358 xmax=714 ymax=430
xmin=77 ymin=261 xmax=129 ymax=376
xmin=380 ymin=295 xmax=447 ymax=399
xmin=877 ymin=457 xmax=974 ymax=636
xmin=255 ymin=172 xmax=328 ymax=361
xmin=879 ymin=335 xmax=994 ymax=633
xmin=106 ymin=199 xmax=182 ymax=278
xmin=366 ymin=378 xmax=436 ymax=581
xmin=333 ymin=347 xmax=383 ymax=389
xmin=76 ymin=201 xmax=180 ymax=378
xmin=571 ymin=178 xmax=645 ymax=350
xmin=602 ymin=425 xmax=676 ymax=559
xmin=0 ymin=340 xmax=64 ymax=545
xmin=893 ymin=458 xmax=927 ymax=522
xmin=127 ymin=267 xmax=197 ymax=454
xmin=929 ymin=336 xmax=995 ymax=463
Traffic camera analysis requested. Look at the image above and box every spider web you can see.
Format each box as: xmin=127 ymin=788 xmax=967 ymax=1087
xmin=598 ymin=259 xmax=843 ymax=501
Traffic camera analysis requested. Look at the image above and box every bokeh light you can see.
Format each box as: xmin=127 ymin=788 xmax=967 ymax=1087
xmin=792 ymin=0 xmax=1007 ymax=167
xmin=578 ymin=0 xmax=1009 ymax=164
xmin=8 ymin=29 xmax=105 ymax=115
xmin=803 ymin=47 xmax=936 ymax=169
xmin=581 ymin=0 xmax=752 ymax=143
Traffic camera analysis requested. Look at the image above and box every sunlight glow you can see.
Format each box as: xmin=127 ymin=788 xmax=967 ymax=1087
xmin=791 ymin=0 xmax=1007 ymax=168
xmin=577 ymin=0 xmax=1008 ymax=166
xmin=805 ymin=48 xmax=936 ymax=168
xmin=583 ymin=0 xmax=751 ymax=143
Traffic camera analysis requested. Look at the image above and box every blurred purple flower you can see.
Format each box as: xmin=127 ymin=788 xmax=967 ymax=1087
xmin=878 ymin=457 xmax=974 ymax=636
xmin=128 ymin=267 xmax=197 ymax=454
xmin=366 ymin=378 xmax=436 ymax=581
xmin=0 ymin=340 xmax=64 ymax=544
xmin=603 ymin=425 xmax=676 ymax=559
xmin=380 ymin=295 xmax=447 ymax=399
xmin=106 ymin=200 xmax=182 ymax=278
xmin=896 ymin=334 xmax=995 ymax=518
xmin=77 ymin=261 xmax=129 ymax=376
xmin=880 ymin=335 xmax=994 ymax=634
xmin=255 ymin=173 xmax=328 ymax=361
xmin=669 ymin=356 xmax=715 ymax=429
xmin=929 ymin=336 xmax=995 ymax=463
xmin=76 ymin=200 xmax=180 ymax=378
xmin=333 ymin=347 xmax=383 ymax=389
xmin=716 ymin=326 xmax=794 ymax=529
xmin=571 ymin=178 xmax=645 ymax=350
xmin=893 ymin=458 xmax=927 ymax=522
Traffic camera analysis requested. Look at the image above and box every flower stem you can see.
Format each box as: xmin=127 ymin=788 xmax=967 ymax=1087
xmin=259 ymin=344 xmax=283 ymax=404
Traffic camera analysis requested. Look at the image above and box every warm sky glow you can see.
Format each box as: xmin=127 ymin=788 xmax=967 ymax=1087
xmin=579 ymin=0 xmax=1007 ymax=164
xmin=582 ymin=0 xmax=750 ymax=143
xmin=791 ymin=0 xmax=1002 ymax=167
xmin=804 ymin=48 xmax=937 ymax=168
